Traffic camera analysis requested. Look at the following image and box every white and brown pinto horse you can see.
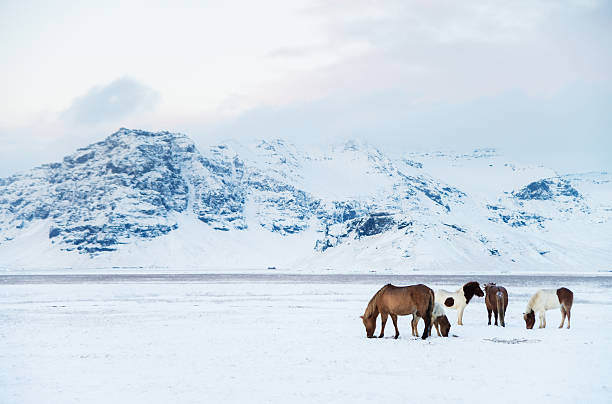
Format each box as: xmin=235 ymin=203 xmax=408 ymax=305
xmin=361 ymin=284 xmax=434 ymax=340
xmin=410 ymin=302 xmax=452 ymax=337
xmin=430 ymin=303 xmax=451 ymax=337
xmin=523 ymin=288 xmax=573 ymax=329
xmin=435 ymin=281 xmax=484 ymax=325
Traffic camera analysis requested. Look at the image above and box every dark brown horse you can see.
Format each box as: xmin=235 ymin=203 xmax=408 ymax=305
xmin=484 ymin=283 xmax=508 ymax=327
xmin=361 ymin=284 xmax=434 ymax=340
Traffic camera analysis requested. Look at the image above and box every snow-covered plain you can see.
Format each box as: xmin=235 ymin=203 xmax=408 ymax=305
xmin=1 ymin=274 xmax=611 ymax=403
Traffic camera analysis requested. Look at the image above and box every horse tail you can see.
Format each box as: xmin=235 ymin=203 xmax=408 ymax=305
xmin=422 ymin=288 xmax=434 ymax=340
xmin=364 ymin=284 xmax=391 ymax=318
xmin=557 ymin=287 xmax=574 ymax=311
xmin=496 ymin=291 xmax=505 ymax=327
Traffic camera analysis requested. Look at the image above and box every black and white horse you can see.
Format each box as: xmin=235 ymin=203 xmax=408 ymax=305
xmin=435 ymin=281 xmax=484 ymax=325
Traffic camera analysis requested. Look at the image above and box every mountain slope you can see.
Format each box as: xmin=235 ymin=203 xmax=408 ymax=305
xmin=0 ymin=129 xmax=610 ymax=273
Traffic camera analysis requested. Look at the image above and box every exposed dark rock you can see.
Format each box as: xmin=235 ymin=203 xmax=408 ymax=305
xmin=514 ymin=178 xmax=581 ymax=201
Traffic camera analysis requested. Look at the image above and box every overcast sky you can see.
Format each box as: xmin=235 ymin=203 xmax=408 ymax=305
xmin=1 ymin=0 xmax=610 ymax=176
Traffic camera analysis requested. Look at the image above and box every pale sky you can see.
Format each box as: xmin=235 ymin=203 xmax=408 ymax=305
xmin=1 ymin=0 xmax=611 ymax=176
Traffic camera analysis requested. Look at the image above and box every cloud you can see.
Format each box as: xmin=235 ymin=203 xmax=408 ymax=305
xmin=257 ymin=0 xmax=612 ymax=106
xmin=1 ymin=2 xmax=610 ymax=177
xmin=197 ymin=82 xmax=612 ymax=173
xmin=62 ymin=77 xmax=159 ymax=125
xmin=267 ymin=46 xmax=319 ymax=59
xmin=0 ymin=77 xmax=162 ymax=177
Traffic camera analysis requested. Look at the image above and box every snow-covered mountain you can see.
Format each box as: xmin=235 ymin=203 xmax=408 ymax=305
xmin=1 ymin=128 xmax=610 ymax=273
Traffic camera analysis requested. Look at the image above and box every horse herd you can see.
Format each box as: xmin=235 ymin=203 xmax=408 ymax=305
xmin=360 ymin=281 xmax=574 ymax=339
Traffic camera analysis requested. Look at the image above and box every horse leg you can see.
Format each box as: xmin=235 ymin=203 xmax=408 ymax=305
xmin=487 ymin=308 xmax=492 ymax=325
xmin=411 ymin=315 xmax=419 ymax=337
xmin=457 ymin=306 xmax=465 ymax=326
xmin=379 ymin=312 xmax=388 ymax=338
xmin=566 ymin=308 xmax=571 ymax=329
xmin=498 ymin=299 xmax=505 ymax=328
xmin=494 ymin=310 xmax=498 ymax=326
xmin=539 ymin=312 xmax=546 ymax=328
xmin=559 ymin=307 xmax=566 ymax=329
xmin=434 ymin=321 xmax=441 ymax=337
xmin=391 ymin=314 xmax=400 ymax=339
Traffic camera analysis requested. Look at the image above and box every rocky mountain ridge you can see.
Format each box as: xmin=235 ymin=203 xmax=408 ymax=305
xmin=1 ymin=128 xmax=610 ymax=272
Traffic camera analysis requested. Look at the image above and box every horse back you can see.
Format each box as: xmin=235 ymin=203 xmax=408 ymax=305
xmin=435 ymin=289 xmax=451 ymax=304
xmin=380 ymin=284 xmax=433 ymax=316
xmin=531 ymin=289 xmax=561 ymax=312
xmin=436 ymin=289 xmax=461 ymax=310
xmin=486 ymin=286 xmax=508 ymax=310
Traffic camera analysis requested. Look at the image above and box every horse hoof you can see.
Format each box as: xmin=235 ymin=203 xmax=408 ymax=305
xmin=394 ymin=335 xmax=399 ymax=339
xmin=378 ymin=335 xmax=384 ymax=338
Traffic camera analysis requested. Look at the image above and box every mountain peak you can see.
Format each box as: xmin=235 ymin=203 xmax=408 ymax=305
xmin=105 ymin=128 xmax=191 ymax=145
xmin=0 ymin=128 xmax=610 ymax=272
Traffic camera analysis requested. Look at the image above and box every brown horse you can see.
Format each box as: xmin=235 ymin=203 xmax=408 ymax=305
xmin=361 ymin=284 xmax=434 ymax=340
xmin=484 ymin=283 xmax=508 ymax=327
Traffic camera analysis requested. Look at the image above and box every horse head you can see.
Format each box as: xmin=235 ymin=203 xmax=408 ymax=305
xmin=437 ymin=315 xmax=451 ymax=337
xmin=360 ymin=315 xmax=376 ymax=338
xmin=463 ymin=281 xmax=484 ymax=303
xmin=483 ymin=282 xmax=496 ymax=292
xmin=523 ymin=311 xmax=536 ymax=329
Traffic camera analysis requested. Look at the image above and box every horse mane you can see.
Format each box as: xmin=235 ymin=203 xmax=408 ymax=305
xmin=462 ymin=281 xmax=481 ymax=303
xmin=525 ymin=292 xmax=538 ymax=313
xmin=364 ymin=284 xmax=392 ymax=318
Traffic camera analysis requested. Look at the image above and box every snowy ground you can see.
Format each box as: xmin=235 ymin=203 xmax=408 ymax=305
xmin=1 ymin=274 xmax=611 ymax=403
